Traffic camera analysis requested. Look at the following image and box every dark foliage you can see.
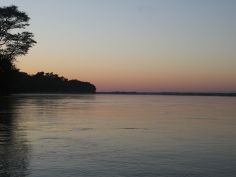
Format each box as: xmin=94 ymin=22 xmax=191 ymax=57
xmin=0 ymin=6 xmax=95 ymax=95
xmin=11 ymin=71 xmax=96 ymax=93
xmin=0 ymin=5 xmax=37 ymax=95
xmin=0 ymin=5 xmax=36 ymax=59
xmin=0 ymin=55 xmax=17 ymax=95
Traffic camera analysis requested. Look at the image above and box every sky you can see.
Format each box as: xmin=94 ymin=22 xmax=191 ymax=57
xmin=1 ymin=0 xmax=236 ymax=92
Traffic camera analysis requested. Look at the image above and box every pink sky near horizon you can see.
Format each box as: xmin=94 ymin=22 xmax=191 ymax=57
xmin=2 ymin=0 xmax=236 ymax=92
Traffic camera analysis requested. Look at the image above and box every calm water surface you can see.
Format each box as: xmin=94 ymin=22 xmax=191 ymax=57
xmin=0 ymin=94 xmax=236 ymax=177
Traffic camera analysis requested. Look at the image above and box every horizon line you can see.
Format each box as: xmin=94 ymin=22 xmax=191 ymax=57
xmin=96 ymin=91 xmax=236 ymax=96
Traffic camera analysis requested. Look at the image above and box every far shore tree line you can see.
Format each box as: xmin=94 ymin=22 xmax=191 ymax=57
xmin=13 ymin=71 xmax=96 ymax=93
xmin=0 ymin=5 xmax=96 ymax=95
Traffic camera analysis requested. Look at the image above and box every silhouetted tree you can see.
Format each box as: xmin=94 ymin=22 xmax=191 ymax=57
xmin=0 ymin=55 xmax=17 ymax=94
xmin=0 ymin=5 xmax=36 ymax=59
xmin=12 ymin=71 xmax=96 ymax=93
xmin=0 ymin=5 xmax=36 ymax=95
xmin=0 ymin=5 xmax=96 ymax=95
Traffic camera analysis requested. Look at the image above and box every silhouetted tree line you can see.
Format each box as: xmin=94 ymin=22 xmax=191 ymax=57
xmin=0 ymin=5 xmax=96 ymax=95
xmin=0 ymin=58 xmax=96 ymax=95
xmin=10 ymin=71 xmax=96 ymax=93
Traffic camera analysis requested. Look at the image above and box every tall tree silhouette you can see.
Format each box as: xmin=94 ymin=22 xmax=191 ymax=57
xmin=0 ymin=5 xmax=36 ymax=95
xmin=0 ymin=5 xmax=95 ymax=94
xmin=0 ymin=5 xmax=36 ymax=59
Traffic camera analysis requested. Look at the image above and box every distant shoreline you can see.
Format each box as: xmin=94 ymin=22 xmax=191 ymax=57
xmin=97 ymin=92 xmax=236 ymax=97
xmin=3 ymin=92 xmax=236 ymax=97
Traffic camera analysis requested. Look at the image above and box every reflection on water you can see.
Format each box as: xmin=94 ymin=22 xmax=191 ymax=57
xmin=0 ymin=94 xmax=236 ymax=177
xmin=0 ymin=97 xmax=30 ymax=177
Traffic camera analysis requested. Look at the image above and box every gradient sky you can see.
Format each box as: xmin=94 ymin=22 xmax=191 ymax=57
xmin=1 ymin=0 xmax=236 ymax=92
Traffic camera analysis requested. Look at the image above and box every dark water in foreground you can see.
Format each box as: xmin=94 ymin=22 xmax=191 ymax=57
xmin=0 ymin=94 xmax=236 ymax=177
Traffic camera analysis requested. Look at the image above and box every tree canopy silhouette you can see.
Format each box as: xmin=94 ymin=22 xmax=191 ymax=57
xmin=12 ymin=71 xmax=96 ymax=93
xmin=0 ymin=5 xmax=96 ymax=95
xmin=0 ymin=5 xmax=36 ymax=60
xmin=0 ymin=5 xmax=36 ymax=95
